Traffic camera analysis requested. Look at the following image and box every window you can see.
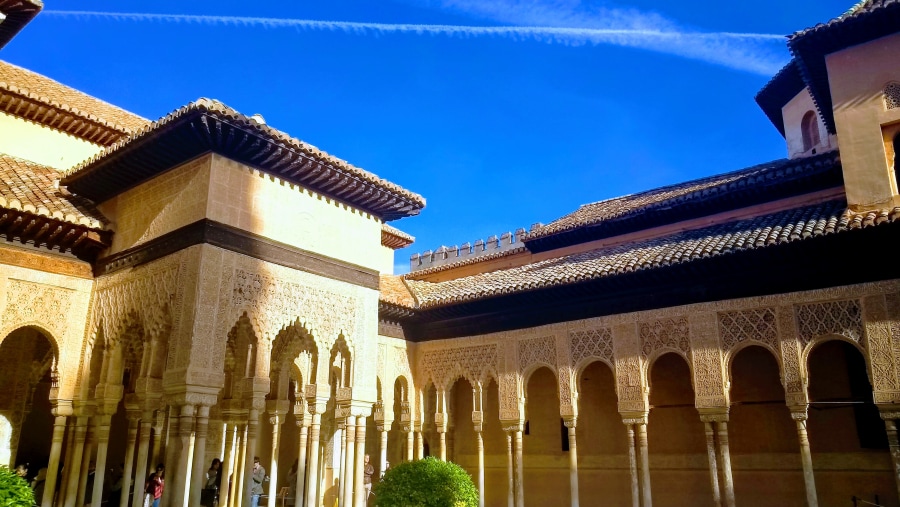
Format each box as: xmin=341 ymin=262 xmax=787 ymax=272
xmin=801 ymin=110 xmax=820 ymax=152
xmin=885 ymin=82 xmax=900 ymax=110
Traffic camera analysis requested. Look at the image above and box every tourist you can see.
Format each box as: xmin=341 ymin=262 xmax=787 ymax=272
xmin=31 ymin=468 xmax=47 ymax=504
xmin=146 ymin=464 xmax=164 ymax=507
xmin=250 ymin=457 xmax=265 ymax=507
xmin=14 ymin=463 xmax=28 ymax=479
xmin=286 ymin=459 xmax=299 ymax=499
xmin=201 ymin=458 xmax=221 ymax=507
xmin=108 ymin=464 xmax=125 ymax=507
xmin=363 ymin=454 xmax=374 ymax=504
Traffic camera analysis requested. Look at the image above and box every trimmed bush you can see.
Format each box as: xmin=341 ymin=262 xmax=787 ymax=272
xmin=0 ymin=465 xmax=34 ymax=507
xmin=373 ymin=457 xmax=477 ymax=507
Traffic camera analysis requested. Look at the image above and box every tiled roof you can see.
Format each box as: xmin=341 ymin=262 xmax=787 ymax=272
xmin=62 ymin=99 xmax=426 ymax=220
xmin=0 ymin=60 xmax=149 ymax=145
xmin=380 ymin=275 xmax=418 ymax=309
xmin=0 ymin=0 xmax=41 ymax=50
xmin=525 ymin=151 xmax=841 ymax=244
xmin=755 ymin=60 xmax=805 ymax=137
xmin=382 ymin=223 xmax=415 ymax=250
xmin=0 ymin=154 xmax=106 ymax=229
xmin=403 ymin=199 xmax=900 ymax=309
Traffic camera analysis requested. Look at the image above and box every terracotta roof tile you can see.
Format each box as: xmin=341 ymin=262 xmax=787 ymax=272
xmin=382 ymin=223 xmax=415 ymax=250
xmin=380 ymin=274 xmax=418 ymax=308
xmin=0 ymin=60 xmax=149 ymax=143
xmin=526 ymin=151 xmax=840 ymax=242
xmin=404 ymin=199 xmax=899 ymax=309
xmin=0 ymin=154 xmax=106 ymax=229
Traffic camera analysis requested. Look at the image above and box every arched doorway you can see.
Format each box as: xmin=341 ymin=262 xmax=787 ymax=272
xmin=728 ymin=345 xmax=801 ymax=504
xmin=648 ymin=352 xmax=711 ymax=507
xmin=523 ymin=367 xmax=565 ymax=507
xmin=0 ymin=326 xmax=57 ymax=475
xmin=806 ymin=340 xmax=893 ymax=505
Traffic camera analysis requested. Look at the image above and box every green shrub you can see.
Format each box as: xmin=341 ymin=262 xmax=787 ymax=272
xmin=373 ymin=457 xmax=477 ymax=507
xmin=0 ymin=466 xmax=34 ymax=507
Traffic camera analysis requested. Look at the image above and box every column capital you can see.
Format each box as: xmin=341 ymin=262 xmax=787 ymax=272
xmin=562 ymin=416 xmax=577 ymax=428
xmin=790 ymin=410 xmax=809 ymax=421
xmin=698 ymin=407 xmax=730 ymax=423
xmin=878 ymin=404 xmax=900 ymax=420
xmin=620 ymin=411 xmax=648 ymax=425
xmin=51 ymin=399 xmax=74 ymax=417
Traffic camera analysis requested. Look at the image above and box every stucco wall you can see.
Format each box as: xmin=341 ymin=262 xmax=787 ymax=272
xmin=827 ymin=32 xmax=900 ymax=207
xmin=0 ymin=112 xmax=103 ymax=170
xmin=782 ymin=88 xmax=834 ymax=159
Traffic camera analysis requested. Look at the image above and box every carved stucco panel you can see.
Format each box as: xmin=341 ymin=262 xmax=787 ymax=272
xmin=861 ymin=295 xmax=900 ymax=403
xmin=420 ymin=343 xmax=498 ymax=390
xmin=776 ymin=305 xmax=807 ymax=407
xmin=640 ymin=316 xmax=690 ymax=360
xmin=518 ymin=335 xmax=557 ymax=374
xmin=569 ymin=327 xmax=614 ymax=368
xmin=796 ymin=299 xmax=864 ymax=349
xmin=612 ymin=323 xmax=646 ymax=414
xmin=718 ymin=307 xmax=778 ymax=356
xmin=689 ymin=312 xmax=727 ymax=408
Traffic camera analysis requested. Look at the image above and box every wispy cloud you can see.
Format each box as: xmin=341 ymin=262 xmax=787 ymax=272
xmin=44 ymin=9 xmax=788 ymax=75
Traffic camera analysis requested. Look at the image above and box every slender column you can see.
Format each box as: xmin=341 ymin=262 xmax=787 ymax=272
xmin=42 ymin=415 xmax=68 ymax=507
xmin=58 ymin=419 xmax=76 ymax=507
xmin=338 ymin=424 xmax=347 ymax=507
xmin=232 ymin=424 xmax=248 ymax=507
xmin=514 ymin=428 xmax=524 ymax=507
xmin=63 ymin=418 xmax=88 ymax=507
xmin=132 ymin=420 xmax=152 ymax=507
xmin=406 ymin=428 xmax=414 ymax=462
xmin=885 ymin=418 xmax=900 ymax=504
xmin=295 ymin=422 xmax=309 ymax=507
xmin=243 ymin=409 xmax=261 ymax=507
xmin=77 ymin=423 xmax=95 ymax=507
xmin=565 ymin=419 xmax=579 ymax=507
xmin=162 ymin=408 xmax=180 ymax=507
xmin=625 ymin=424 xmax=639 ymax=507
xmin=379 ymin=426 xmax=388 ymax=477
xmin=266 ymin=412 xmax=283 ymax=507
xmin=151 ymin=410 xmax=166 ymax=467
xmin=353 ymin=417 xmax=367 ymax=507
xmin=415 ymin=428 xmax=423 ymax=460
xmin=637 ymin=423 xmax=652 ymax=507
xmin=793 ymin=413 xmax=818 ymax=507
xmin=476 ymin=431 xmax=485 ymax=507
xmin=172 ymin=405 xmax=196 ymax=507
xmin=506 ymin=432 xmax=514 ymax=507
xmin=717 ymin=422 xmax=735 ymax=507
xmin=305 ymin=414 xmax=323 ymax=507
xmin=118 ymin=417 xmax=137 ymax=507
xmin=191 ymin=406 xmax=211 ymax=507
xmin=91 ymin=416 xmax=112 ymax=507
xmin=703 ymin=422 xmax=721 ymax=507
xmin=343 ymin=416 xmax=357 ymax=507
xmin=438 ymin=430 xmax=447 ymax=461
xmin=220 ymin=423 xmax=237 ymax=507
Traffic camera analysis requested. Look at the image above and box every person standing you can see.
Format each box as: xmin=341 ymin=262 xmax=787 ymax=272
xmin=147 ymin=464 xmax=165 ymax=507
xmin=363 ymin=455 xmax=374 ymax=505
xmin=250 ymin=457 xmax=266 ymax=507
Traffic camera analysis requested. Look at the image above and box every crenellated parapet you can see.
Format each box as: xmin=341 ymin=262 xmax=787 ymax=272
xmin=409 ymin=225 xmax=538 ymax=272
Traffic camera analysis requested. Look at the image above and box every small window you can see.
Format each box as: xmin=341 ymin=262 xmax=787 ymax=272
xmin=801 ymin=110 xmax=820 ymax=152
xmin=885 ymin=82 xmax=900 ymax=110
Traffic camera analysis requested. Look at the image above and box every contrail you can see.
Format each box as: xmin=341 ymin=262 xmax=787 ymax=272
xmin=43 ymin=10 xmax=788 ymax=74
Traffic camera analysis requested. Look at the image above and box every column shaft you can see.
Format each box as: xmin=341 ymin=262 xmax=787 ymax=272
xmin=476 ymin=431 xmax=485 ymax=507
xmin=717 ymin=422 xmax=735 ymax=507
xmin=305 ymin=415 xmax=322 ymax=507
xmin=295 ymin=424 xmax=309 ymax=507
xmin=353 ymin=417 xmax=367 ymax=507
xmin=220 ymin=423 xmax=237 ymax=507
xmin=58 ymin=419 xmax=76 ymax=507
xmin=637 ymin=423 xmax=652 ymax=507
xmin=415 ymin=431 xmax=423 ymax=460
xmin=266 ymin=414 xmax=282 ymax=507
xmin=63 ymin=419 xmax=88 ymax=507
xmin=172 ymin=406 xmax=196 ymax=507
xmin=567 ymin=424 xmax=579 ymax=507
xmin=406 ymin=429 xmax=414 ymax=462
xmin=795 ymin=417 xmax=818 ymax=507
xmin=506 ymin=432 xmax=514 ymax=507
xmin=132 ymin=421 xmax=152 ymax=507
xmin=439 ymin=430 xmax=447 ymax=461
xmin=77 ymin=423 xmax=95 ymax=507
xmin=343 ymin=417 xmax=357 ymax=507
xmin=233 ymin=425 xmax=247 ymax=507
xmin=885 ymin=419 xmax=900 ymax=505
xmin=514 ymin=429 xmax=524 ymax=507
xmin=338 ymin=425 xmax=347 ymax=507
xmin=91 ymin=419 xmax=112 ymax=507
xmin=243 ymin=414 xmax=260 ymax=507
xmin=42 ymin=415 xmax=67 ymax=507
xmin=190 ymin=407 xmax=210 ymax=507
xmin=703 ymin=421 xmax=721 ymax=507
xmin=118 ymin=419 xmax=137 ymax=507
xmin=625 ymin=424 xmax=639 ymax=507
xmin=379 ymin=429 xmax=388 ymax=478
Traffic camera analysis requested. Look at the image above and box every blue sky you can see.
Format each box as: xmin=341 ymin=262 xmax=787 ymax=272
xmin=3 ymin=0 xmax=854 ymax=273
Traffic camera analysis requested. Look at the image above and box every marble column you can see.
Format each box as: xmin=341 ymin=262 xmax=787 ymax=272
xmin=220 ymin=422 xmax=236 ymax=507
xmin=438 ymin=429 xmax=447 ymax=461
xmin=151 ymin=410 xmax=166 ymax=467
xmin=338 ymin=424 xmax=347 ymax=507
xmin=717 ymin=421 xmax=735 ymax=507
xmin=354 ymin=417 xmax=367 ymax=507
xmin=132 ymin=419 xmax=152 ymax=507
xmin=190 ymin=405 xmax=211 ymax=507
xmin=415 ymin=427 xmax=423 ymax=460
xmin=57 ymin=419 xmax=76 ymax=507
xmin=63 ymin=418 xmax=88 ymax=507
xmin=703 ymin=421 xmax=721 ymax=507
xmin=305 ymin=413 xmax=323 ymax=507
xmin=295 ymin=421 xmax=309 ymax=507
xmin=793 ymin=412 xmax=818 ymax=507
xmin=117 ymin=417 xmax=136 ymax=507
xmin=506 ymin=432 xmax=514 ymax=507
xmin=243 ymin=409 xmax=260 ymax=507
xmin=379 ymin=426 xmax=388 ymax=478
xmin=42 ymin=415 xmax=67 ymax=507
xmin=77 ymin=423 xmax=95 ymax=507
xmin=343 ymin=416 xmax=357 ymax=507
xmin=514 ymin=428 xmax=524 ymax=507
xmin=92 ymin=415 xmax=113 ymax=507
xmin=171 ymin=404 xmax=196 ymax=507
xmin=266 ymin=412 xmax=283 ymax=507
xmin=232 ymin=424 xmax=247 ymax=507
xmin=625 ymin=424 xmax=639 ymax=507
xmin=564 ymin=419 xmax=579 ymax=507
xmin=406 ymin=427 xmax=414 ymax=462
xmin=637 ymin=422 xmax=651 ymax=507
xmin=885 ymin=417 xmax=900 ymax=504
xmin=476 ymin=431 xmax=485 ymax=507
